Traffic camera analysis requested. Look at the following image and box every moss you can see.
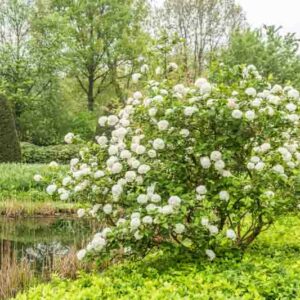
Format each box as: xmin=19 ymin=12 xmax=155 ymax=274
xmin=0 ymin=95 xmax=21 ymax=162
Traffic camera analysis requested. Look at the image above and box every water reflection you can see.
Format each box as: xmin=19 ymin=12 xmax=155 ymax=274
xmin=0 ymin=216 xmax=99 ymax=275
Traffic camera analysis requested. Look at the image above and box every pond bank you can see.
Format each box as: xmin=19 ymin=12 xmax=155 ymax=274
xmin=0 ymin=215 xmax=99 ymax=299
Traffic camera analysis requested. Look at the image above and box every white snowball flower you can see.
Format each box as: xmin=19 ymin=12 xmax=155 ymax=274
xmin=288 ymin=88 xmax=299 ymax=99
xmin=168 ymin=196 xmax=181 ymax=207
xmin=226 ymin=229 xmax=236 ymax=240
xmin=112 ymin=184 xmax=123 ymax=197
xmin=205 ymin=249 xmax=216 ymax=261
xmin=132 ymin=73 xmax=141 ymax=83
xmin=146 ymin=203 xmax=157 ymax=213
xmin=245 ymin=87 xmax=257 ymax=97
xmin=138 ymin=164 xmax=150 ymax=174
xmin=196 ymin=185 xmax=207 ymax=195
xmin=272 ymin=164 xmax=285 ymax=174
xmin=111 ymin=162 xmax=123 ymax=174
xmin=62 ymin=176 xmax=72 ymax=186
xmin=264 ymin=190 xmax=275 ymax=198
xmin=180 ymin=129 xmax=190 ymax=137
xmin=142 ymin=216 xmax=153 ymax=224
xmin=214 ymin=160 xmax=225 ymax=171
xmin=135 ymin=145 xmax=146 ymax=155
xmin=251 ymin=156 xmax=261 ymax=163
xmin=201 ymin=217 xmax=209 ymax=227
xmin=153 ymin=138 xmax=165 ymax=150
xmin=97 ymin=135 xmax=108 ymax=147
xmin=184 ymin=106 xmax=198 ymax=116
xmin=210 ymin=151 xmax=222 ymax=161
xmin=286 ymin=103 xmax=297 ymax=112
xmin=46 ymin=184 xmax=57 ymax=195
xmin=134 ymin=231 xmax=143 ymax=240
xmin=148 ymin=149 xmax=157 ymax=158
xmin=94 ymin=169 xmax=105 ymax=179
xmin=232 ymin=109 xmax=243 ymax=119
xmin=260 ymin=143 xmax=271 ymax=153
xmin=77 ymin=249 xmax=87 ymax=261
xmin=98 ymin=116 xmax=107 ymax=127
xmin=133 ymin=91 xmax=143 ymax=99
xmin=33 ymin=174 xmax=43 ymax=182
xmin=255 ymin=162 xmax=265 ymax=171
xmin=108 ymin=145 xmax=119 ymax=156
xmin=60 ymin=191 xmax=70 ymax=201
xmin=77 ymin=208 xmax=85 ymax=218
xmin=70 ymin=158 xmax=79 ymax=167
xmin=137 ymin=194 xmax=148 ymax=204
xmin=103 ymin=204 xmax=113 ymax=214
xmin=148 ymin=107 xmax=157 ymax=117
xmin=150 ymin=193 xmax=161 ymax=203
xmin=157 ymin=120 xmax=169 ymax=131
xmin=245 ymin=110 xmax=256 ymax=121
xmin=251 ymin=98 xmax=261 ymax=107
xmin=128 ymin=158 xmax=141 ymax=169
xmin=199 ymin=156 xmax=211 ymax=169
xmin=120 ymin=150 xmax=132 ymax=159
xmin=107 ymin=115 xmax=119 ymax=126
xmin=174 ymin=223 xmax=185 ymax=234
xmin=125 ymin=171 xmax=136 ymax=183
xmin=219 ymin=190 xmax=230 ymax=201
xmin=247 ymin=162 xmax=255 ymax=170
xmin=64 ymin=132 xmax=74 ymax=144
xmin=130 ymin=217 xmax=141 ymax=230
xmin=160 ymin=205 xmax=173 ymax=215
xmin=208 ymin=225 xmax=219 ymax=235
xmin=91 ymin=235 xmax=106 ymax=250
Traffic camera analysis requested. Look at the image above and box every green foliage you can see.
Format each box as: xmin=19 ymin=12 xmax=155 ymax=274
xmin=0 ymin=163 xmax=67 ymax=193
xmin=21 ymin=143 xmax=81 ymax=164
xmin=14 ymin=215 xmax=300 ymax=299
xmin=218 ymin=26 xmax=300 ymax=88
xmin=0 ymin=95 xmax=21 ymax=162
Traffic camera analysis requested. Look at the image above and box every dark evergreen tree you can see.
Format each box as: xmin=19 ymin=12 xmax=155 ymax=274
xmin=0 ymin=95 xmax=21 ymax=162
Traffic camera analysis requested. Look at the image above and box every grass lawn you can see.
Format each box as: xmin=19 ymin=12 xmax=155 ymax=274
xmin=14 ymin=215 xmax=300 ymax=300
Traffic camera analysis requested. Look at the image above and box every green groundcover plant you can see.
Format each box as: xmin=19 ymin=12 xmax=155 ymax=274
xmin=42 ymin=64 xmax=300 ymax=263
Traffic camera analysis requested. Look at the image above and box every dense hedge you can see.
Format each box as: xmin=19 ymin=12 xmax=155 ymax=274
xmin=21 ymin=143 xmax=81 ymax=164
xmin=0 ymin=95 xmax=21 ymax=162
xmin=15 ymin=216 xmax=300 ymax=299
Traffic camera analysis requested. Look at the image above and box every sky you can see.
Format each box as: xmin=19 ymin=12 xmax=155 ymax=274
xmin=154 ymin=0 xmax=300 ymax=37
xmin=237 ymin=0 xmax=300 ymax=36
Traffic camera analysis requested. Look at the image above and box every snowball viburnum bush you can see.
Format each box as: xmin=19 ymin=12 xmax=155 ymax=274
xmin=48 ymin=65 xmax=300 ymax=262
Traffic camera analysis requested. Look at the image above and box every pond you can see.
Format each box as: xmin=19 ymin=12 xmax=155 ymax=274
xmin=0 ymin=216 xmax=99 ymax=277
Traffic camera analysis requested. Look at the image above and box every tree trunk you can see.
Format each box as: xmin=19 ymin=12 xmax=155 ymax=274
xmin=87 ymin=75 xmax=94 ymax=111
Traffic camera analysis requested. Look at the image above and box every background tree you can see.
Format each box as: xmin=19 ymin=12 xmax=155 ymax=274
xmin=217 ymin=26 xmax=300 ymax=88
xmin=0 ymin=94 xmax=21 ymax=162
xmin=0 ymin=0 xmax=67 ymax=145
xmin=51 ymin=0 xmax=148 ymax=112
xmin=153 ymin=0 xmax=245 ymax=78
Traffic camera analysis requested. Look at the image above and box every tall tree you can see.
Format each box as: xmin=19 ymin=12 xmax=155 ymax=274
xmin=218 ymin=26 xmax=300 ymax=88
xmin=153 ymin=0 xmax=245 ymax=77
xmin=0 ymin=0 xmax=64 ymax=141
xmin=51 ymin=0 xmax=148 ymax=111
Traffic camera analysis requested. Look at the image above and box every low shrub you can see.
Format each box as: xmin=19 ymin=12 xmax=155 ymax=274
xmin=14 ymin=215 xmax=300 ymax=300
xmin=21 ymin=143 xmax=82 ymax=164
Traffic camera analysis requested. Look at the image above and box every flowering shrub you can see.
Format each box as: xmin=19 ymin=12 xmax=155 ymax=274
xmin=46 ymin=65 xmax=300 ymax=262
